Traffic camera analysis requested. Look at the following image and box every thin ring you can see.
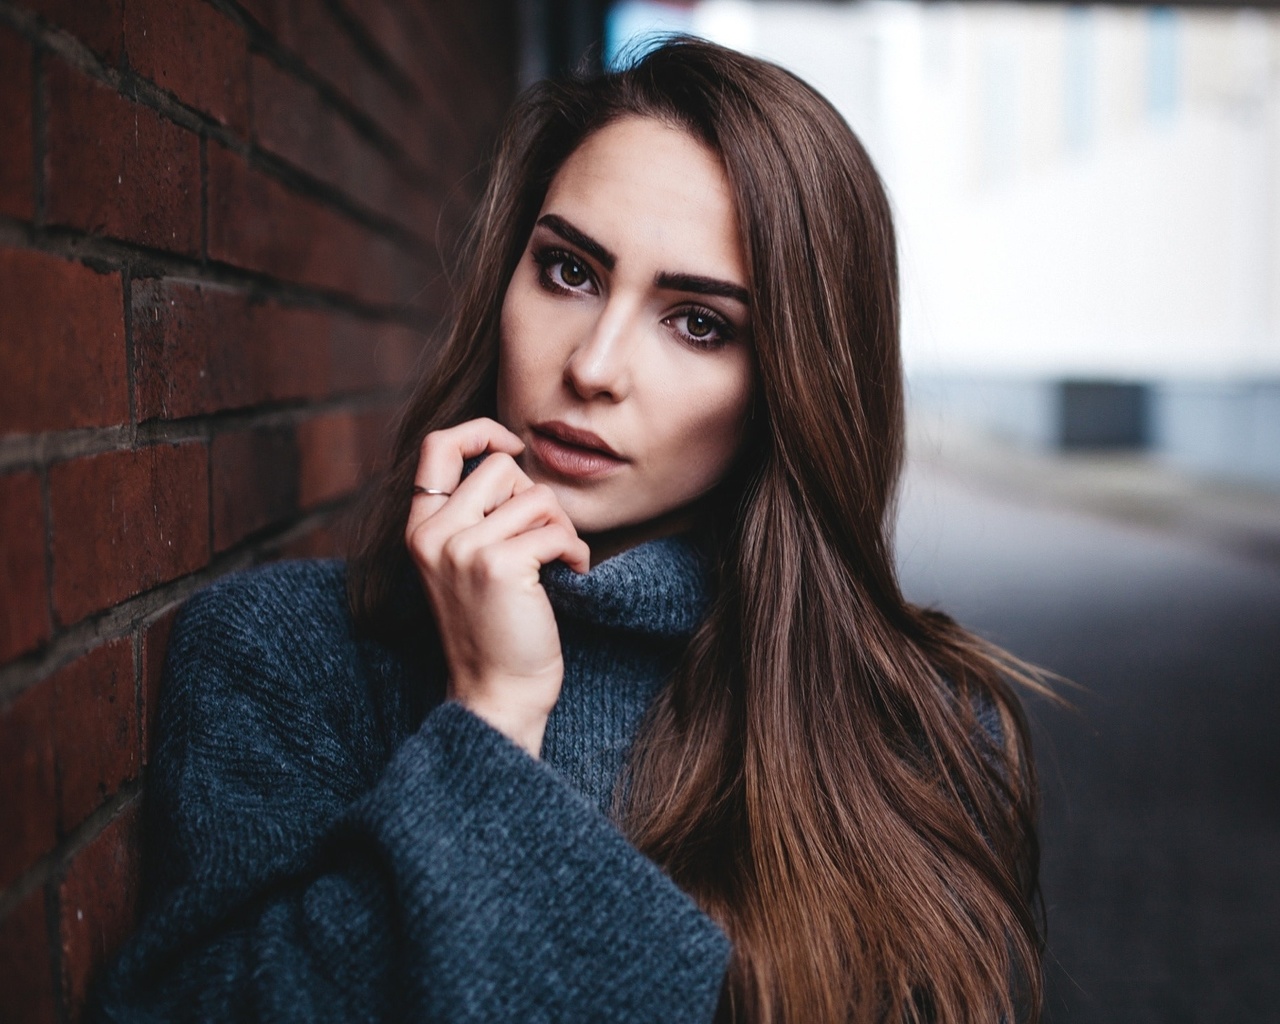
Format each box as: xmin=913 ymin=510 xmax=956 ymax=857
xmin=412 ymin=485 xmax=453 ymax=498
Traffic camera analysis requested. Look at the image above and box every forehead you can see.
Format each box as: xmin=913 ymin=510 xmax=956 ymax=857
xmin=540 ymin=116 xmax=746 ymax=283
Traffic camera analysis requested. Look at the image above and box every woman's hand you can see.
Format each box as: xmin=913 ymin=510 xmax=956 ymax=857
xmin=405 ymin=418 xmax=591 ymax=757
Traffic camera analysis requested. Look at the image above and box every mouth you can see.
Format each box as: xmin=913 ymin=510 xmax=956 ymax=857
xmin=529 ymin=421 xmax=627 ymax=481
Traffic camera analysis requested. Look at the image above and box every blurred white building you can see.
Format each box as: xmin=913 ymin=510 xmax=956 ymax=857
xmin=610 ymin=0 xmax=1280 ymax=488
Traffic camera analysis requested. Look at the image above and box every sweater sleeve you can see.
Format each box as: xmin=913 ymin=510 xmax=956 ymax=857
xmin=87 ymin=564 xmax=730 ymax=1024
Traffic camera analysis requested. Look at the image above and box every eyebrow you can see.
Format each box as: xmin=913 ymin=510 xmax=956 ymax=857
xmin=655 ymin=271 xmax=749 ymax=305
xmin=537 ymin=214 xmax=616 ymax=271
xmin=535 ymin=213 xmax=750 ymax=307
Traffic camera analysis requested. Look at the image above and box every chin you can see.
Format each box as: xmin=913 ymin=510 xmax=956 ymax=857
xmin=549 ymin=492 xmax=639 ymax=537
xmin=556 ymin=501 xmax=624 ymax=538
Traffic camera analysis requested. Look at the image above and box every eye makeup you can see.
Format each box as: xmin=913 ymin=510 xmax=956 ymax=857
xmin=528 ymin=243 xmax=741 ymax=352
xmin=666 ymin=306 xmax=736 ymax=350
xmin=531 ymin=245 xmax=596 ymax=295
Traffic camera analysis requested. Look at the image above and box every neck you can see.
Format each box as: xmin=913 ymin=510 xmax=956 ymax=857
xmin=581 ymin=501 xmax=704 ymax=567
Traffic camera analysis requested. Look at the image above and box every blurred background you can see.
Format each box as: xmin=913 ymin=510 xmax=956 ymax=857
xmin=1 ymin=0 xmax=1276 ymax=1020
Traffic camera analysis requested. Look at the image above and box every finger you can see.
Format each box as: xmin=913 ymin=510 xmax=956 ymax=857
xmin=444 ymin=485 xmax=578 ymax=562
xmin=428 ymin=450 xmax=537 ymax=530
xmin=495 ymin=522 xmax=592 ymax=576
xmin=408 ymin=418 xmax=524 ymax=532
xmin=413 ymin=417 xmax=523 ymax=494
xmin=407 ymin=451 xmax=537 ymax=560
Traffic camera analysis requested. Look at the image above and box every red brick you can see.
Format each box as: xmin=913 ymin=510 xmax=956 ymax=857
xmin=0 ymin=680 xmax=57 ymax=889
xmin=140 ymin=607 xmax=177 ymax=766
xmin=0 ymin=250 xmax=127 ymax=435
xmin=49 ymin=443 xmax=210 ymax=625
xmin=274 ymin=0 xmax=414 ymax=144
xmin=405 ymin=3 xmax=503 ymax=142
xmin=0 ymin=472 xmax=52 ymax=660
xmin=0 ymin=27 xmax=34 ymax=220
xmin=130 ymin=280 xmax=424 ymax=417
xmin=28 ymin=0 xmax=124 ymax=65
xmin=59 ymin=801 xmax=142 ymax=1020
xmin=0 ymin=888 xmax=58 ymax=1024
xmin=236 ymin=0 xmax=291 ymax=38
xmin=125 ymin=0 xmax=249 ymax=132
xmin=206 ymin=142 xmax=428 ymax=305
xmin=45 ymin=60 xmax=201 ymax=255
xmin=249 ymin=55 xmax=434 ymax=231
xmin=345 ymin=0 xmax=419 ymax=86
xmin=210 ymin=425 xmax=299 ymax=551
xmin=52 ymin=638 xmax=139 ymax=834
xmin=299 ymin=0 xmax=442 ymax=176
xmin=296 ymin=408 xmax=392 ymax=508
xmin=131 ymin=280 xmax=334 ymax=419
xmin=331 ymin=319 xmax=424 ymax=396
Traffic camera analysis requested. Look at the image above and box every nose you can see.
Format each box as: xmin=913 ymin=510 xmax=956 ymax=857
xmin=562 ymin=298 xmax=639 ymax=402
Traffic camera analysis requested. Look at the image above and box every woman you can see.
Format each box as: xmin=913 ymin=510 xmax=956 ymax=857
xmin=92 ymin=37 xmax=1044 ymax=1024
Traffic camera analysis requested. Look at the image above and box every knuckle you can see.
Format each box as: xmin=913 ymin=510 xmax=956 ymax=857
xmin=439 ymin=533 xmax=468 ymax=568
xmin=472 ymin=546 xmax=506 ymax=582
xmin=418 ymin=435 xmax=445 ymax=468
xmin=406 ymin=523 xmax=440 ymax=564
xmin=487 ymin=451 xmax=517 ymax=473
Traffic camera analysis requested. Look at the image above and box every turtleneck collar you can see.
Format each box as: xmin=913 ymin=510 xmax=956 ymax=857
xmin=454 ymin=452 xmax=713 ymax=639
xmin=540 ymin=532 xmax=712 ymax=639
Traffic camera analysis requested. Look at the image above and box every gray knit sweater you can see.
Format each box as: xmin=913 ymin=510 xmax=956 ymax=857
xmin=87 ymin=532 xmax=731 ymax=1023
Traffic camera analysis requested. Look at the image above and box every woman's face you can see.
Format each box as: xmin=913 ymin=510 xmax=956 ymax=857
xmin=497 ymin=116 xmax=755 ymax=559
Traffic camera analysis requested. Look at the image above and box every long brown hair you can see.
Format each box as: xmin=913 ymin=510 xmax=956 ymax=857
xmin=348 ymin=37 xmax=1046 ymax=1024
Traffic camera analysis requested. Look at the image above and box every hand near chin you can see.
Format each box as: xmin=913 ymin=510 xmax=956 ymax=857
xmin=404 ymin=417 xmax=591 ymax=757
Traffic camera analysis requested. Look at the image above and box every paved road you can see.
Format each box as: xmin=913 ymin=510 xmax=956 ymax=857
xmin=895 ymin=463 xmax=1280 ymax=1024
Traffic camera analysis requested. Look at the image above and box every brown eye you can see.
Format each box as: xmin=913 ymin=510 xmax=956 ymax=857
xmin=560 ymin=258 xmax=588 ymax=287
xmin=687 ymin=313 xmax=713 ymax=338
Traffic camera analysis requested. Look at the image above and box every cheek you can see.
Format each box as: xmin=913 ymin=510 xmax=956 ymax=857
xmin=652 ymin=358 xmax=754 ymax=486
xmin=497 ymin=285 xmax=546 ymax=419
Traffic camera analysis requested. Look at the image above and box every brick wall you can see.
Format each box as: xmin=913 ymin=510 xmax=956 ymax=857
xmin=0 ymin=1 xmax=518 ymax=1018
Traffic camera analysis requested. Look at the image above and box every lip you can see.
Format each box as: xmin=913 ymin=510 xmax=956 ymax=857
xmin=533 ymin=420 xmax=624 ymax=459
xmin=529 ymin=421 xmax=627 ymax=481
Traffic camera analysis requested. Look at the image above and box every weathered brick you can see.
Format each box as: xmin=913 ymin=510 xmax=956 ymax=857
xmin=130 ymin=280 xmax=423 ymax=419
xmin=0 ymin=27 xmax=34 ymax=221
xmin=0 ymin=472 xmax=52 ymax=660
xmin=206 ymin=142 xmax=428 ymax=305
xmin=132 ymin=280 xmax=248 ymax=420
xmin=132 ymin=280 xmax=335 ymax=419
xmin=250 ymin=54 xmax=434 ymax=231
xmin=125 ymin=0 xmax=249 ymax=132
xmin=52 ymin=637 xmax=139 ymax=834
xmin=140 ymin=606 xmax=178 ymax=766
xmin=49 ymin=443 xmax=210 ymax=625
xmin=0 ymin=679 xmax=57 ymax=889
xmin=296 ymin=408 xmax=392 ymax=508
xmin=58 ymin=801 xmax=142 ymax=1020
xmin=0 ymin=249 xmax=127 ymax=435
xmin=210 ymin=425 xmax=300 ymax=551
xmin=0 ymin=888 xmax=58 ymax=1024
xmin=27 ymin=0 xmax=124 ymax=65
xmin=45 ymin=60 xmax=201 ymax=255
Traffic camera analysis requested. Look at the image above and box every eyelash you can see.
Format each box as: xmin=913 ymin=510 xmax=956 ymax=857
xmin=529 ymin=245 xmax=737 ymax=351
